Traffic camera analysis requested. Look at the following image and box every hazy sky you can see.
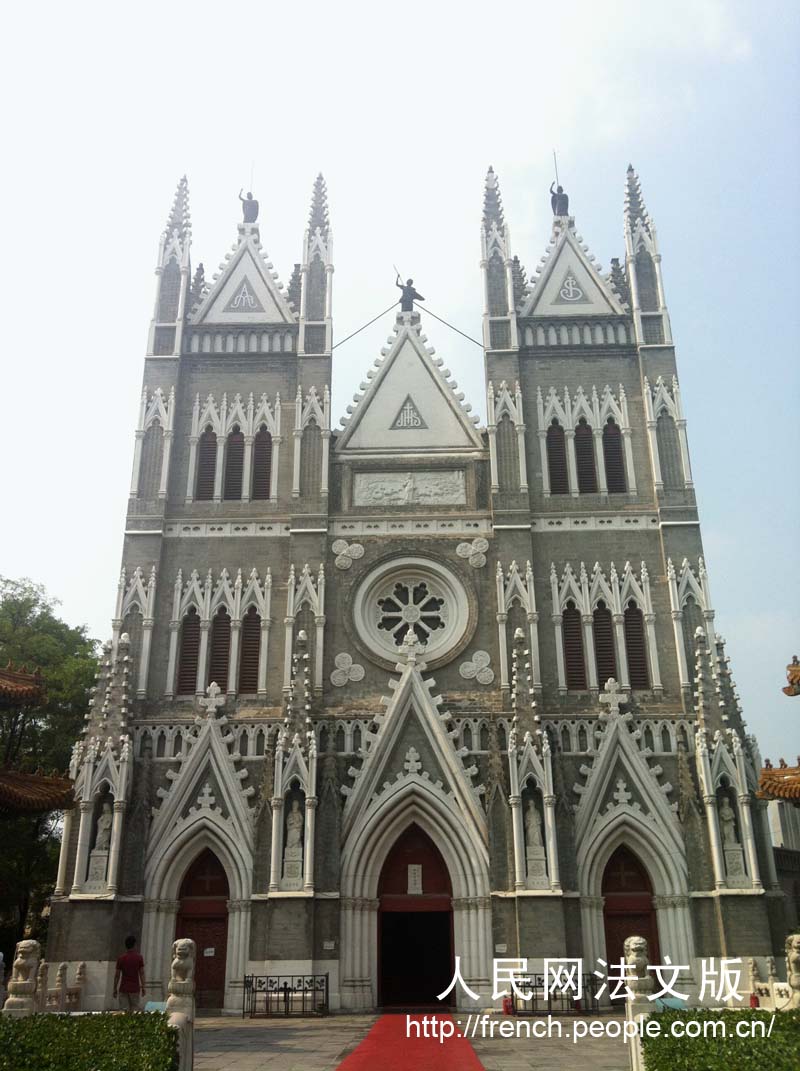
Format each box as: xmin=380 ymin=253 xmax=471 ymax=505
xmin=1 ymin=1 xmax=798 ymax=761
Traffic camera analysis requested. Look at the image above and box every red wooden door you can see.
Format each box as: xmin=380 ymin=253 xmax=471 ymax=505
xmin=176 ymin=849 xmax=229 ymax=1009
xmin=601 ymin=846 xmax=660 ymax=968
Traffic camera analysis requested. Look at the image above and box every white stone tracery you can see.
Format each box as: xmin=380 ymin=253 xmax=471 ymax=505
xmin=495 ymin=561 xmax=541 ymax=694
xmin=185 ymin=391 xmax=281 ymax=504
xmin=487 ymin=381 xmax=528 ymax=493
xmin=666 ymin=556 xmax=715 ymax=689
xmin=283 ymin=564 xmax=325 ymax=694
xmin=165 ymin=567 xmax=272 ymax=700
xmin=130 ymin=387 xmax=175 ymax=500
xmin=643 ymin=376 xmax=693 ymax=491
xmin=550 ymin=561 xmax=660 ymax=694
xmin=536 ymin=384 xmax=636 ymax=497
xmin=113 ymin=567 xmax=158 ymax=698
xmin=292 ymin=385 xmax=330 ymax=498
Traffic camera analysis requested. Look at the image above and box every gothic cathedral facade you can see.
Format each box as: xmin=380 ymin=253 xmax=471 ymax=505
xmin=48 ymin=169 xmax=785 ymax=1011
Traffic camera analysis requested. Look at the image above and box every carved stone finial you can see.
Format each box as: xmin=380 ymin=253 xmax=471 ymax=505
xmin=599 ymin=678 xmax=628 ymax=717
xmin=786 ymin=934 xmax=800 ymax=1009
xmin=166 ymin=938 xmax=196 ymax=1020
xmin=198 ymin=681 xmax=225 ymax=719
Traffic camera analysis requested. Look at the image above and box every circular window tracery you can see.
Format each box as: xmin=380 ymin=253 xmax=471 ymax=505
xmin=352 ymin=557 xmax=471 ymax=667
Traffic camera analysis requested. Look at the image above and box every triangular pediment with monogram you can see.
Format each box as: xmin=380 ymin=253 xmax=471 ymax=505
xmin=520 ymin=226 xmax=624 ymax=318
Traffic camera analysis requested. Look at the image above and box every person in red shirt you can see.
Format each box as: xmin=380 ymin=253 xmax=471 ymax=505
xmin=113 ymin=935 xmax=146 ymax=1011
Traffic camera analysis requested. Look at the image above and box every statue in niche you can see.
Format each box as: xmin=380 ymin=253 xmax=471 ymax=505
xmin=94 ymin=801 xmax=113 ymax=851
xmin=524 ymin=798 xmax=543 ymax=848
xmin=550 ymin=182 xmax=569 ymax=216
xmin=283 ymin=799 xmax=304 ymax=867
xmin=239 ymin=189 xmax=259 ymax=224
xmin=395 ymin=274 xmax=424 ymax=312
xmin=718 ymin=796 xmax=738 ymax=845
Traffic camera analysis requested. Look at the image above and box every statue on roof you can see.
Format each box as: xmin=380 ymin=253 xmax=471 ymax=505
xmin=550 ymin=182 xmax=569 ymax=216
xmin=239 ymin=189 xmax=259 ymax=224
xmin=396 ymin=273 xmax=424 ymax=312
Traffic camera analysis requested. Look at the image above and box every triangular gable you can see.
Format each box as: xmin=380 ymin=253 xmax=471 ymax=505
xmin=573 ymin=711 xmax=680 ymax=854
xmin=336 ymin=320 xmax=483 ymax=452
xmin=148 ymin=713 xmax=255 ymax=853
xmin=341 ymin=651 xmax=486 ymax=842
xmin=521 ymin=227 xmax=624 ymax=318
xmin=192 ymin=231 xmax=295 ymax=326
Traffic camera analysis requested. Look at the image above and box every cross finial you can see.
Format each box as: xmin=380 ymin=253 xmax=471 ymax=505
xmin=199 ymin=681 xmax=226 ymax=718
xmin=612 ymin=778 xmax=632 ymax=806
xmin=404 ymin=746 xmax=422 ymax=775
xmin=398 ymin=627 xmax=423 ymax=662
xmin=599 ymin=677 xmax=628 ymax=717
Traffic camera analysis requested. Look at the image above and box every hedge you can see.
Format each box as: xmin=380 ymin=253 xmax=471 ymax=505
xmin=641 ymin=1008 xmax=800 ymax=1071
xmin=0 ymin=1012 xmax=179 ymax=1071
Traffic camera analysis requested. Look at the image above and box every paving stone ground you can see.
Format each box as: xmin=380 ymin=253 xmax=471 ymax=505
xmin=194 ymin=1013 xmax=629 ymax=1070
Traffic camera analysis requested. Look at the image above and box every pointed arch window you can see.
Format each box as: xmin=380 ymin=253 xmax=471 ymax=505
xmin=195 ymin=426 xmax=217 ymax=501
xmin=176 ymin=608 xmax=200 ymax=695
xmin=546 ymin=420 xmax=569 ymax=494
xmin=562 ymin=600 xmax=587 ymax=689
xmin=208 ymin=608 xmax=231 ymax=691
xmin=251 ymin=426 xmax=273 ymax=500
xmin=238 ymin=606 xmax=261 ymax=693
xmin=603 ymin=418 xmax=626 ymax=494
xmin=497 ymin=414 xmax=519 ymax=491
xmin=138 ymin=421 xmax=164 ymax=500
xmin=574 ymin=418 xmax=598 ymax=493
xmin=624 ymin=600 xmax=650 ymax=690
xmin=223 ymin=426 xmax=244 ymax=500
xmin=656 ymin=412 xmax=682 ymax=490
xmin=157 ymin=259 xmax=181 ymax=322
xmin=592 ymin=600 xmax=617 ymax=687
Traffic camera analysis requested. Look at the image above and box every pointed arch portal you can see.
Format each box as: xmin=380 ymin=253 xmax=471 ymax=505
xmin=378 ymin=824 xmax=454 ymax=1006
xmin=601 ymin=845 xmax=659 ymax=968
xmin=176 ymin=848 xmax=229 ymax=1009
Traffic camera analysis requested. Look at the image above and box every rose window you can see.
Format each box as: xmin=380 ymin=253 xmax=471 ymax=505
xmin=377 ymin=580 xmax=446 ymax=647
xmin=352 ymin=557 xmax=472 ymax=668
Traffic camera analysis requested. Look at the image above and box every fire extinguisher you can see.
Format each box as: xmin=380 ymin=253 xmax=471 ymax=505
xmin=750 ymin=992 xmax=760 ymax=1008
xmin=502 ymin=996 xmax=514 ymax=1015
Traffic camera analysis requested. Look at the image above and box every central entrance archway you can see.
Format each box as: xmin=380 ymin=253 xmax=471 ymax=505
xmin=601 ymin=845 xmax=659 ymax=966
xmin=175 ymin=848 xmax=229 ymax=1009
xmin=378 ymin=824 xmax=453 ymax=1006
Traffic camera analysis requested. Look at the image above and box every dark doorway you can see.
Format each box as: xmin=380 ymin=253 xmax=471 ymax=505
xmin=175 ymin=848 xmax=229 ymax=1009
xmin=378 ymin=825 xmax=454 ymax=1007
xmin=602 ymin=845 xmax=659 ymax=967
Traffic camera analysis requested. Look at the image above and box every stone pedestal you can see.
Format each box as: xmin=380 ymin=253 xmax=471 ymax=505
xmin=724 ymin=845 xmax=748 ymax=887
xmin=526 ymin=846 xmax=548 ymax=889
xmin=85 ymin=850 xmax=109 ymax=890
xmin=281 ymin=857 xmax=303 ymax=892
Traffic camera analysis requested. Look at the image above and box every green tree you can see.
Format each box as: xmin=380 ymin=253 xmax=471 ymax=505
xmin=0 ymin=577 xmax=97 ymax=965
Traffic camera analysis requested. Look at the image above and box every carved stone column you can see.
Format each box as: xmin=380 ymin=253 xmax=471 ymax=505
xmin=106 ymin=800 xmax=127 ymax=893
xmin=71 ymin=801 xmax=94 ymax=893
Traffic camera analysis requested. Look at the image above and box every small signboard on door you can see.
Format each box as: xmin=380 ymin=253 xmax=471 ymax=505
xmin=203 ymin=948 xmax=215 ymax=957
xmin=407 ymin=864 xmax=423 ymax=894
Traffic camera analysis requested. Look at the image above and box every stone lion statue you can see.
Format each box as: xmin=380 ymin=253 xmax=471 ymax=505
xmin=786 ymin=934 xmax=800 ymax=1008
xmin=624 ymin=935 xmax=654 ymax=996
xmin=3 ymin=940 xmax=41 ymax=1014
xmin=166 ymin=938 xmax=196 ymax=1017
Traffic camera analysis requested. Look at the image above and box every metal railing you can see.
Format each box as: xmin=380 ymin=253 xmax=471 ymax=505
xmin=510 ymin=973 xmax=607 ymax=1015
xmin=242 ymin=974 xmax=329 ymax=1018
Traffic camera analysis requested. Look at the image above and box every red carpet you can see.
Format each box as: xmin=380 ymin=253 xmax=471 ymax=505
xmin=336 ymin=1013 xmax=485 ymax=1071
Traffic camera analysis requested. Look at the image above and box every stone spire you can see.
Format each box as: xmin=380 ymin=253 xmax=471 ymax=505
xmin=164 ymin=175 xmax=191 ymax=243
xmin=624 ymin=164 xmax=651 ymax=236
xmin=308 ymin=173 xmax=330 ymax=238
xmin=482 ymin=166 xmax=505 ymax=232
xmin=480 ymin=166 xmax=519 ymax=351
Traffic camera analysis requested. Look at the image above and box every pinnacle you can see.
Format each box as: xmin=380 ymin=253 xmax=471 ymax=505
xmin=308 ymin=173 xmax=329 ymax=236
xmin=483 ymin=165 xmax=505 ymax=231
xmin=624 ymin=164 xmax=651 ymax=233
xmin=165 ymin=175 xmax=191 ymax=241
